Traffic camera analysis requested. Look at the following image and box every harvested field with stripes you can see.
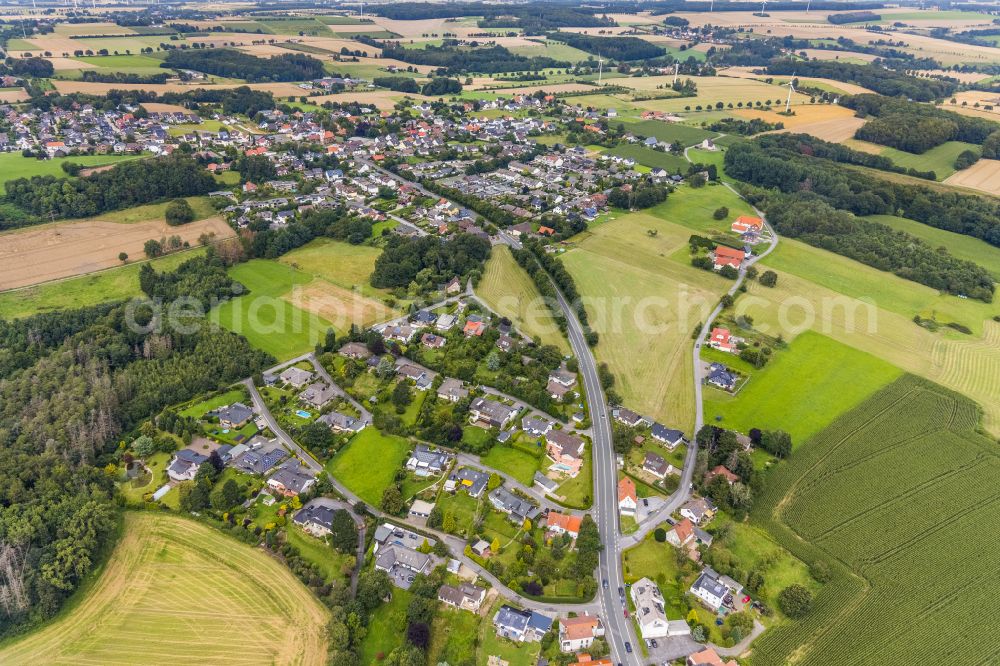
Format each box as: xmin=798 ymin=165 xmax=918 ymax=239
xmin=749 ymin=376 xmax=1000 ymax=666
xmin=0 ymin=512 xmax=329 ymax=665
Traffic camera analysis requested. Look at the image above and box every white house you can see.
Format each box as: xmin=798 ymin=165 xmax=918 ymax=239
xmin=631 ymin=577 xmax=671 ymax=639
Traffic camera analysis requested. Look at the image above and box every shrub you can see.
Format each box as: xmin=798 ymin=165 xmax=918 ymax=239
xmin=778 ymin=584 xmax=813 ymax=618
xmin=165 ymin=198 xmax=195 ymax=226
xmin=654 ymin=527 xmax=667 ymax=542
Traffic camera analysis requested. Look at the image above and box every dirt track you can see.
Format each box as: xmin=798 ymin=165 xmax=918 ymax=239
xmin=0 ymin=216 xmax=234 ymax=290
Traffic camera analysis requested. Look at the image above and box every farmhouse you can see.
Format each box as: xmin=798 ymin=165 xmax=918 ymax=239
xmin=558 ymin=614 xmax=604 ymax=652
xmin=618 ymin=477 xmax=637 ymax=516
xmin=708 ymin=327 xmax=740 ymax=354
xmin=712 ymin=246 xmax=745 ymax=271
xmin=731 ymin=215 xmax=763 ymax=235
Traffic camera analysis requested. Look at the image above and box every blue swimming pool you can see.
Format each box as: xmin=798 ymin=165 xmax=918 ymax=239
xmin=296 ymin=410 xmax=311 ymax=418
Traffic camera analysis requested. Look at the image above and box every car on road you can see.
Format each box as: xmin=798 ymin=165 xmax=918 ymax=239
xmin=625 ymin=642 xmax=633 ymax=654
xmin=742 ymin=594 xmax=751 ymax=604
xmin=603 ymin=579 xmax=609 ymax=590
xmin=618 ymin=586 xmax=625 ymax=597
xmin=623 ymin=608 xmax=629 ymax=618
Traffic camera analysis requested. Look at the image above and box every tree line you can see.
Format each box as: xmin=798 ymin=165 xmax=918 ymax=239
xmin=545 ymin=32 xmax=666 ymax=62
xmin=766 ymin=60 xmax=956 ymax=102
xmin=369 ymin=233 xmax=492 ymax=291
xmin=4 ymin=156 xmax=215 ymax=224
xmin=753 ymin=132 xmax=935 ymax=180
xmin=380 ymin=41 xmax=569 ymax=75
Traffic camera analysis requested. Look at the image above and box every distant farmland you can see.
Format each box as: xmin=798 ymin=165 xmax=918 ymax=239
xmin=750 ymin=375 xmax=1000 ymax=666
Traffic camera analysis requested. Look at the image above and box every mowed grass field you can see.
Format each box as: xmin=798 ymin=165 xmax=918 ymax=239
xmin=210 ymin=260 xmax=333 ymax=361
xmin=605 ymin=144 xmax=689 ymax=172
xmin=0 ymin=153 xmax=140 ymax=194
xmin=327 ymin=428 xmax=412 ymax=506
xmin=703 ymin=331 xmax=902 ymax=445
xmin=0 ymin=512 xmax=328 ymax=665
xmin=0 ymin=247 xmax=207 ymax=319
xmin=744 ymin=239 xmax=1000 ymax=436
xmin=478 ymin=245 xmax=569 ymax=351
xmin=562 ymin=192 xmax=735 ymax=431
xmin=750 ymin=375 xmax=1000 ymax=666
xmin=621 ymin=118 xmax=714 ymax=147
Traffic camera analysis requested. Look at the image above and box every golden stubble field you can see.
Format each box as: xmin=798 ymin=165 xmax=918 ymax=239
xmin=0 ymin=216 xmax=234 ymax=290
xmin=0 ymin=513 xmax=330 ymax=666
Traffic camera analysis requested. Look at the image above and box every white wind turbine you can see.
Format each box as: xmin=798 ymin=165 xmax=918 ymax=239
xmin=760 ymin=0 xmax=767 ymax=15
xmin=672 ymin=61 xmax=679 ymax=85
xmin=785 ymin=73 xmax=796 ymax=113
xmin=597 ymin=53 xmax=604 ymax=84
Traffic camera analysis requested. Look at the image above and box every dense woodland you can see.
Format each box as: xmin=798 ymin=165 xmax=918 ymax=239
xmin=754 ymin=133 xmax=935 ymax=179
xmin=369 ymin=234 xmax=492 ymax=291
xmin=766 ymin=60 xmax=957 ymax=101
xmin=162 ymin=49 xmax=325 ymax=82
xmin=0 ymin=249 xmax=271 ymax=639
xmin=3 ymin=157 xmax=215 ymax=223
xmin=842 ymin=94 xmax=1000 ymax=153
xmin=545 ymin=32 xmax=666 ymax=62
xmin=381 ymin=41 xmax=569 ymax=75
xmin=372 ymin=2 xmax=615 ymax=32
xmin=725 ymin=139 xmax=1000 ymax=249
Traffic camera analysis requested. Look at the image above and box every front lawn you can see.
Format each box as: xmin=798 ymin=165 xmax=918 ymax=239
xmin=481 ymin=444 xmax=541 ymax=486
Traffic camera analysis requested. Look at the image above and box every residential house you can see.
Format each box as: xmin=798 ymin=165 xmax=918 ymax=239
xmin=211 ymin=403 xmax=254 ymax=429
xmin=706 ymin=363 xmax=738 ymax=392
xmin=436 ymin=313 xmax=457 ymax=331
xmin=375 ymin=545 xmax=432 ymax=588
xmin=421 ymin=332 xmax=447 ymax=349
xmin=651 ymin=424 xmax=684 ymax=450
xmin=631 ymin=577 xmax=671 ymax=639
xmin=546 ymin=430 xmax=585 ymax=477
xmin=546 ymin=512 xmax=582 ymax=540
xmin=408 ymin=499 xmax=435 ymax=520
xmin=469 ymin=397 xmax=518 ymax=429
xmin=384 ymin=324 xmax=415 ymax=343
xmin=396 ymin=363 xmax=432 ymax=391
xmin=618 ymin=477 xmax=637 ymax=516
xmin=666 ymin=518 xmax=695 ymax=549
xmin=712 ymin=246 xmax=745 ymax=271
xmin=492 ymin=606 xmax=552 ymax=643
xmin=534 ymin=471 xmax=559 ymax=496
xmin=569 ymin=656 xmax=612 ymax=666
xmin=614 ymin=407 xmax=644 ymax=428
xmin=166 ymin=449 xmax=208 ymax=481
xmin=317 ymin=410 xmax=365 ymax=433
xmin=688 ymin=648 xmax=738 ymax=666
xmin=437 ymin=377 xmax=469 ymax=403
xmin=547 ymin=378 xmax=573 ymax=401
xmin=706 ymin=465 xmax=740 ymax=486
xmin=267 ymin=458 xmax=316 ymax=497
xmin=522 ymin=415 xmax=553 ymax=437
xmin=280 ymin=366 xmax=314 ymax=388
xmin=299 ymin=382 xmax=338 ymax=409
xmin=643 ymin=451 xmax=671 ymax=479
xmin=406 ymin=444 xmax=453 ymax=476
xmin=339 ymin=342 xmax=371 ymax=360
xmin=489 ymin=487 xmax=541 ymax=524
xmin=412 ymin=309 xmax=437 ymax=327
xmin=445 ymin=277 xmax=463 ymax=294
xmin=293 ymin=501 xmax=336 ymax=537
xmin=464 ymin=320 xmax=486 ymax=337
xmin=437 ymin=583 xmax=487 ymax=612
xmin=496 ymin=334 xmax=519 ymax=353
xmin=558 ymin=614 xmax=604 ymax=652
xmin=231 ymin=438 xmax=288 ymax=475
xmin=450 ymin=467 xmax=489 ymax=497
xmin=680 ymin=497 xmax=717 ymax=525
xmin=708 ymin=327 xmax=740 ymax=354
xmin=690 ymin=567 xmax=739 ymax=611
